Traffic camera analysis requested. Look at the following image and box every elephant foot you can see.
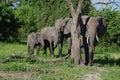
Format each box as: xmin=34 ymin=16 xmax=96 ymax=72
xmin=74 ymin=63 xmax=85 ymax=67
xmin=85 ymin=62 xmax=88 ymax=65
xmin=50 ymin=54 xmax=55 ymax=57
xmin=79 ymin=61 xmax=86 ymax=66
xmin=86 ymin=63 xmax=93 ymax=66
xmin=79 ymin=63 xmax=85 ymax=66
xmin=28 ymin=53 xmax=33 ymax=55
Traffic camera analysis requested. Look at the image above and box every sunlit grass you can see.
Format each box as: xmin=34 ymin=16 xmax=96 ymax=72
xmin=0 ymin=42 xmax=120 ymax=80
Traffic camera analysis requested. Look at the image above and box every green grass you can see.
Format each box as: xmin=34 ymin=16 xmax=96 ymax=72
xmin=0 ymin=42 xmax=120 ymax=80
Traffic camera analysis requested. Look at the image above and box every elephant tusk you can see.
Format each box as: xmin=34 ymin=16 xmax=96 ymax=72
xmin=87 ymin=36 xmax=89 ymax=44
xmin=96 ymin=35 xmax=99 ymax=42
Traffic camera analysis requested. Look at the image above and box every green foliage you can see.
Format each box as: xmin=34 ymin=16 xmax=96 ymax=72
xmin=105 ymin=10 xmax=120 ymax=45
xmin=0 ymin=2 xmax=21 ymax=41
xmin=15 ymin=5 xmax=39 ymax=38
xmin=89 ymin=8 xmax=120 ymax=46
xmin=82 ymin=0 xmax=93 ymax=15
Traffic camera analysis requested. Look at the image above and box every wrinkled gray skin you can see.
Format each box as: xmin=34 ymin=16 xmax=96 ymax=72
xmin=55 ymin=15 xmax=107 ymax=65
xmin=41 ymin=26 xmax=59 ymax=56
xmin=27 ymin=32 xmax=44 ymax=55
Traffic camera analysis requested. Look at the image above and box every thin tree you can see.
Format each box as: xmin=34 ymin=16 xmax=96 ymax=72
xmin=66 ymin=0 xmax=84 ymax=66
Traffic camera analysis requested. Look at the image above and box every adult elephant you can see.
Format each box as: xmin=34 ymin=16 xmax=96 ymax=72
xmin=55 ymin=15 xmax=107 ymax=65
xmin=27 ymin=32 xmax=44 ymax=55
xmin=55 ymin=18 xmax=81 ymax=56
xmin=41 ymin=26 xmax=59 ymax=56
xmin=83 ymin=16 xmax=107 ymax=65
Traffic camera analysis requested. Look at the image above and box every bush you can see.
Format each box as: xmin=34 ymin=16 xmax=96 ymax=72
xmin=0 ymin=2 xmax=21 ymax=41
xmin=89 ymin=8 xmax=120 ymax=46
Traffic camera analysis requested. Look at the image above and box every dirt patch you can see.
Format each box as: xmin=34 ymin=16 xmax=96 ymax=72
xmin=82 ymin=67 xmax=107 ymax=80
xmin=0 ymin=71 xmax=38 ymax=80
xmin=84 ymin=73 xmax=101 ymax=80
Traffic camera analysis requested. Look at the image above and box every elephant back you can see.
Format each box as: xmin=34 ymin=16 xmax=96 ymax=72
xmin=41 ymin=26 xmax=59 ymax=44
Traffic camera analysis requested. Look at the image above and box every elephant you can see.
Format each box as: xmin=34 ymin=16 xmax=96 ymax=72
xmin=83 ymin=16 xmax=107 ymax=65
xmin=27 ymin=32 xmax=44 ymax=55
xmin=55 ymin=17 xmax=81 ymax=56
xmin=55 ymin=15 xmax=107 ymax=65
xmin=40 ymin=26 xmax=59 ymax=56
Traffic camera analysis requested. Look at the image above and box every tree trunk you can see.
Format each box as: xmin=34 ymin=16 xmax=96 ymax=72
xmin=71 ymin=15 xmax=80 ymax=65
xmin=66 ymin=0 xmax=84 ymax=66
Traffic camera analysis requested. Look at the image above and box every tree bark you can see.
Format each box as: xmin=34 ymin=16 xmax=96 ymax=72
xmin=66 ymin=0 xmax=84 ymax=66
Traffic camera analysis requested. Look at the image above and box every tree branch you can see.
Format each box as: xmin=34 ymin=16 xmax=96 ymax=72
xmin=66 ymin=0 xmax=75 ymax=17
xmin=76 ymin=0 xmax=83 ymax=15
xmin=93 ymin=1 xmax=120 ymax=7
xmin=1 ymin=53 xmax=70 ymax=63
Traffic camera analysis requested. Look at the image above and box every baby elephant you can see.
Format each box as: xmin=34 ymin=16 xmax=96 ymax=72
xmin=27 ymin=32 xmax=44 ymax=55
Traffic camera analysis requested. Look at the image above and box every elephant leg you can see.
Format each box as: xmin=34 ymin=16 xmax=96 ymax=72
xmin=83 ymin=37 xmax=89 ymax=65
xmin=84 ymin=45 xmax=89 ymax=65
xmin=43 ymin=46 xmax=47 ymax=54
xmin=58 ymin=34 xmax=64 ymax=56
xmin=88 ymin=46 xmax=94 ymax=66
xmin=27 ymin=46 xmax=30 ymax=54
xmin=58 ymin=42 xmax=63 ymax=56
xmin=67 ymin=37 xmax=72 ymax=54
xmin=49 ymin=42 xmax=54 ymax=56
xmin=29 ymin=46 xmax=34 ymax=55
xmin=84 ymin=38 xmax=94 ymax=66
xmin=36 ymin=45 xmax=41 ymax=55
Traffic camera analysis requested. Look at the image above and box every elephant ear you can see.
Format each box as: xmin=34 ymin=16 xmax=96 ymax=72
xmin=97 ymin=17 xmax=107 ymax=37
xmin=64 ymin=18 xmax=72 ymax=34
xmin=55 ymin=18 xmax=70 ymax=33
xmin=61 ymin=18 xmax=70 ymax=33
xmin=55 ymin=18 xmax=64 ymax=33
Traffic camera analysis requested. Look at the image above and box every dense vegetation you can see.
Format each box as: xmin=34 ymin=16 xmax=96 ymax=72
xmin=0 ymin=0 xmax=119 ymax=47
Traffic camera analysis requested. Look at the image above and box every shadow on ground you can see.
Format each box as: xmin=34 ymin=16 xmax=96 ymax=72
xmin=94 ymin=57 xmax=120 ymax=66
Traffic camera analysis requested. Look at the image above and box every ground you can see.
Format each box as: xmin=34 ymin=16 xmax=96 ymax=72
xmin=0 ymin=42 xmax=120 ymax=80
